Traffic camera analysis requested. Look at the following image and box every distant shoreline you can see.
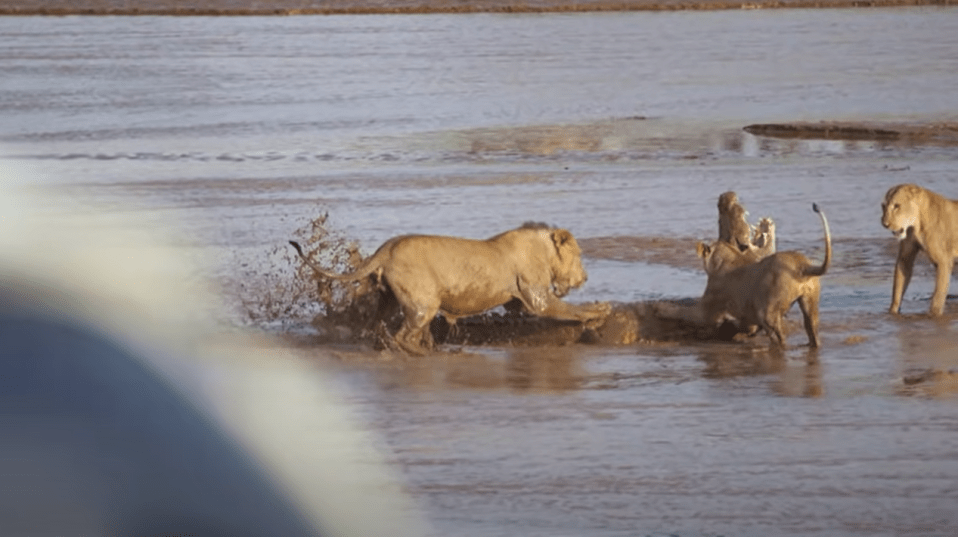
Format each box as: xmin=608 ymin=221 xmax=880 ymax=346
xmin=2 ymin=0 xmax=956 ymax=16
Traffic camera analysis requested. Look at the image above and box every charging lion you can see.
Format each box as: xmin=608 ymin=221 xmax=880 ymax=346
xmin=882 ymin=183 xmax=958 ymax=316
xmin=696 ymin=203 xmax=831 ymax=347
xmin=290 ymin=224 xmax=611 ymax=354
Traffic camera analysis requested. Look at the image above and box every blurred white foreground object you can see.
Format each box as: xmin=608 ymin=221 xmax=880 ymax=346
xmin=0 ymin=158 xmax=428 ymax=537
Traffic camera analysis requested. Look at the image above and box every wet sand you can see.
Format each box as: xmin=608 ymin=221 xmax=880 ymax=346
xmin=2 ymin=0 xmax=957 ymax=15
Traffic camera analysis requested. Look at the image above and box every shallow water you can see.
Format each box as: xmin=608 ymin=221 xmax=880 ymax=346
xmin=3 ymin=8 xmax=958 ymax=536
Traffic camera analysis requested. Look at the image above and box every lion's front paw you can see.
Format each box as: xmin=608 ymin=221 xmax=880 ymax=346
xmin=583 ymin=301 xmax=613 ymax=327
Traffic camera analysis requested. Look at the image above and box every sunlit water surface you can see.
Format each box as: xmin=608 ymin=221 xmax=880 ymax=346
xmin=3 ymin=8 xmax=958 ymax=536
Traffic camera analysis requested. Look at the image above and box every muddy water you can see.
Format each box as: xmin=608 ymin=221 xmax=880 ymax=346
xmin=3 ymin=9 xmax=958 ymax=536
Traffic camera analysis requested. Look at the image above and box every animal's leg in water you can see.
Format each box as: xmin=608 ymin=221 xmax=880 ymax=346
xmin=930 ymin=259 xmax=954 ymax=316
xmin=797 ymin=293 xmax=821 ymax=348
xmin=392 ymin=296 xmax=440 ymax=355
xmin=890 ymin=238 xmax=919 ymax=314
xmin=516 ymin=277 xmax=610 ymax=324
xmin=393 ymin=314 xmax=427 ymax=355
xmin=763 ymin=313 xmax=787 ymax=348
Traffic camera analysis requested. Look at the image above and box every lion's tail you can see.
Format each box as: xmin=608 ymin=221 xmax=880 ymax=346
xmin=804 ymin=203 xmax=831 ymax=277
xmin=288 ymin=240 xmax=380 ymax=282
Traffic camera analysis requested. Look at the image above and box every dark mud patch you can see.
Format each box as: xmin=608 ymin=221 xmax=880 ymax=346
xmin=3 ymin=0 xmax=957 ymax=15
xmin=430 ymin=298 xmax=731 ymax=347
xmin=304 ymin=296 xmax=788 ymax=351
xmin=745 ymin=121 xmax=958 ymax=146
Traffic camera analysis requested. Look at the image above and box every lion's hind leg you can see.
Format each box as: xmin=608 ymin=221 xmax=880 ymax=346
xmin=393 ymin=307 xmax=436 ymax=355
xmin=391 ymin=289 xmax=441 ymax=356
xmin=760 ymin=310 xmax=787 ymax=348
xmin=797 ymin=292 xmax=821 ymax=348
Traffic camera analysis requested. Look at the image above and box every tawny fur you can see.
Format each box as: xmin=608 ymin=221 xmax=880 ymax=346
xmin=290 ymin=225 xmax=611 ymax=354
xmin=697 ymin=204 xmax=831 ymax=347
xmin=717 ymin=191 xmax=753 ymax=252
xmin=717 ymin=191 xmax=776 ymax=258
xmin=882 ymin=183 xmax=958 ymax=316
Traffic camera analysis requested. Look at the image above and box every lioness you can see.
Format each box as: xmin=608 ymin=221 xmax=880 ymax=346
xmin=697 ymin=203 xmax=831 ymax=347
xmin=882 ymin=183 xmax=958 ymax=316
xmin=290 ymin=224 xmax=611 ymax=354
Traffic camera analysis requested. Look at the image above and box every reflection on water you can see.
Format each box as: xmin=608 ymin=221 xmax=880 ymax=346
xmin=697 ymin=344 xmax=823 ymax=396
xmin=373 ymin=347 xmax=584 ymax=393
xmin=895 ymin=315 xmax=958 ymax=398
xmin=5 ymin=8 xmax=958 ymax=537
xmin=505 ymin=347 xmax=582 ymax=392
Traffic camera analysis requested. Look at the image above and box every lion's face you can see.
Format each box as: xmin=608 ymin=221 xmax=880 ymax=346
xmin=882 ymin=185 xmax=922 ymax=240
xmin=550 ymin=230 xmax=588 ymax=297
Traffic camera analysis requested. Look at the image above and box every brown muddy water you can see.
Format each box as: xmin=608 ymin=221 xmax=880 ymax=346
xmin=3 ymin=9 xmax=958 ymax=536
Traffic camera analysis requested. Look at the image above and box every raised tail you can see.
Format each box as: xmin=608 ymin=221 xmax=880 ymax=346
xmin=288 ymin=240 xmax=376 ymax=282
xmin=804 ymin=203 xmax=831 ymax=277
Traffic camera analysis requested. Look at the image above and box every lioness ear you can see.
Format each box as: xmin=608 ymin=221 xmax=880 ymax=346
xmin=696 ymin=241 xmax=710 ymax=259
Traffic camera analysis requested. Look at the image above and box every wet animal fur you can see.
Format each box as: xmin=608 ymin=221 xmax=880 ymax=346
xmin=697 ymin=203 xmax=831 ymax=347
xmin=290 ymin=225 xmax=611 ymax=354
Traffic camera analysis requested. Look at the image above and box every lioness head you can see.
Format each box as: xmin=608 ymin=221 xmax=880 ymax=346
xmin=881 ymin=184 xmax=923 ymax=240
xmin=697 ymin=241 xmax=721 ymax=275
xmin=696 ymin=239 xmax=754 ymax=276
xmin=550 ymin=229 xmax=588 ymax=297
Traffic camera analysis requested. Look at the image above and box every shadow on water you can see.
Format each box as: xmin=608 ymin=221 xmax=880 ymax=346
xmin=696 ymin=343 xmax=824 ymax=397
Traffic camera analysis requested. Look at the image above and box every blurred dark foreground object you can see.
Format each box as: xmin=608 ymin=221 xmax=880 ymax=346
xmin=0 ymin=277 xmax=323 ymax=536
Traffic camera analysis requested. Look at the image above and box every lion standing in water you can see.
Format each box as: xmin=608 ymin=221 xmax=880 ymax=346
xmin=882 ymin=183 xmax=958 ymax=316
xmin=290 ymin=224 xmax=611 ymax=354
xmin=697 ymin=203 xmax=831 ymax=347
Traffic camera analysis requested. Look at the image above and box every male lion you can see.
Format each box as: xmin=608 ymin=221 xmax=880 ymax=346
xmin=882 ymin=183 xmax=958 ymax=316
xmin=696 ymin=203 xmax=831 ymax=347
xmin=290 ymin=224 xmax=611 ymax=354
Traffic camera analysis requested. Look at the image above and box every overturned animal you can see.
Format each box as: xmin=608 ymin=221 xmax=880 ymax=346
xmin=696 ymin=203 xmax=831 ymax=347
xmin=881 ymin=183 xmax=958 ymax=316
xmin=290 ymin=224 xmax=611 ymax=354
xmin=717 ymin=191 xmax=753 ymax=251
xmin=716 ymin=191 xmax=776 ymax=257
